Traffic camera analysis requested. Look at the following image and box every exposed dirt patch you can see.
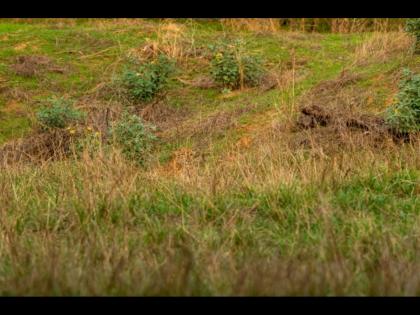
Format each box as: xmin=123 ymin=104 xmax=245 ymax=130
xmin=295 ymin=98 xmax=416 ymax=145
xmin=296 ymin=103 xmax=389 ymax=133
xmin=293 ymin=103 xmax=414 ymax=150
xmin=10 ymin=55 xmax=67 ymax=78
xmin=288 ymin=70 xmax=418 ymax=151
xmin=296 ymin=104 xmax=333 ymax=129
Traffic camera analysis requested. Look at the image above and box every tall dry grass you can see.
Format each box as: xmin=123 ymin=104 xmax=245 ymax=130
xmin=220 ymin=18 xmax=406 ymax=34
xmin=220 ymin=19 xmax=280 ymax=33
xmin=352 ymin=31 xmax=414 ymax=66
xmin=126 ymin=20 xmax=196 ymax=64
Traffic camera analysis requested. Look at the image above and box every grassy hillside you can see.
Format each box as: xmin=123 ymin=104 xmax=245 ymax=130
xmin=0 ymin=19 xmax=419 ymax=295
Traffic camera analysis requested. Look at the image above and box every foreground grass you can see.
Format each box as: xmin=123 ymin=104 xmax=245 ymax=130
xmin=0 ymin=19 xmax=419 ymax=295
xmin=0 ymin=143 xmax=419 ymax=295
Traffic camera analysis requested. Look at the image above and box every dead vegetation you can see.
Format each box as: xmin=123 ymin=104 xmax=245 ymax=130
xmin=56 ymin=30 xmax=115 ymax=54
xmin=352 ymin=32 xmax=414 ymax=66
xmin=127 ymin=21 xmax=197 ymax=64
xmin=258 ymin=57 xmax=308 ymax=93
xmin=162 ymin=147 xmax=203 ymax=176
xmin=0 ymin=86 xmax=33 ymax=102
xmin=0 ymin=129 xmax=74 ymax=166
xmin=164 ymin=104 xmax=257 ymax=146
xmin=10 ymin=55 xmax=67 ymax=77
xmin=138 ymin=101 xmax=190 ymax=131
xmin=290 ymin=70 xmax=417 ymax=152
xmin=312 ymin=69 xmax=362 ymax=93
xmin=220 ymin=19 xmax=281 ymax=34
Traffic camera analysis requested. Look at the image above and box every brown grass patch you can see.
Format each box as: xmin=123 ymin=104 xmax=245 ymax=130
xmin=186 ymin=105 xmax=256 ymax=139
xmin=164 ymin=147 xmax=200 ymax=175
xmin=138 ymin=102 xmax=190 ymax=131
xmin=235 ymin=136 xmax=253 ymax=149
xmin=127 ymin=21 xmax=196 ymax=63
xmin=289 ymin=69 xmax=416 ymax=151
xmin=10 ymin=55 xmax=67 ymax=78
xmin=0 ymin=86 xmax=32 ymax=102
xmin=0 ymin=130 xmax=75 ymax=166
xmin=312 ymin=70 xmax=362 ymax=94
xmin=352 ymin=32 xmax=414 ymax=66
xmin=220 ymin=19 xmax=280 ymax=34
xmin=1 ymin=100 xmax=26 ymax=116
xmin=259 ymin=58 xmax=308 ymax=92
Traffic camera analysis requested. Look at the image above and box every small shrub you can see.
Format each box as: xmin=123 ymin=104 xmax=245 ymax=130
xmin=210 ymin=41 xmax=264 ymax=90
xmin=36 ymin=97 xmax=85 ymax=130
xmin=111 ymin=112 xmax=156 ymax=164
xmin=121 ymin=54 xmax=175 ymax=102
xmin=405 ymin=18 xmax=420 ymax=53
xmin=385 ymin=69 xmax=420 ymax=133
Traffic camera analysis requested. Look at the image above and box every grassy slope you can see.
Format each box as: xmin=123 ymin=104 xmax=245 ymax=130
xmin=0 ymin=20 xmax=419 ymax=295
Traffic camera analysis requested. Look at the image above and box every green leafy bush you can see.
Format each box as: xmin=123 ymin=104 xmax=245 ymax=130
xmin=405 ymin=18 xmax=420 ymax=53
xmin=210 ymin=41 xmax=264 ymax=90
xmin=121 ymin=54 xmax=175 ymax=102
xmin=385 ymin=69 xmax=420 ymax=133
xmin=36 ymin=97 xmax=85 ymax=130
xmin=111 ymin=112 xmax=156 ymax=164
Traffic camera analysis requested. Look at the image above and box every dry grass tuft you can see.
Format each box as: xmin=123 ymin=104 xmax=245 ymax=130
xmin=220 ymin=19 xmax=280 ymax=34
xmin=353 ymin=32 xmax=414 ymax=66
xmin=127 ymin=21 xmax=195 ymax=63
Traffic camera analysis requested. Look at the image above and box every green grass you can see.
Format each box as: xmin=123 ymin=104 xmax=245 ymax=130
xmin=0 ymin=116 xmax=31 ymax=143
xmin=0 ymin=20 xmax=362 ymax=145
